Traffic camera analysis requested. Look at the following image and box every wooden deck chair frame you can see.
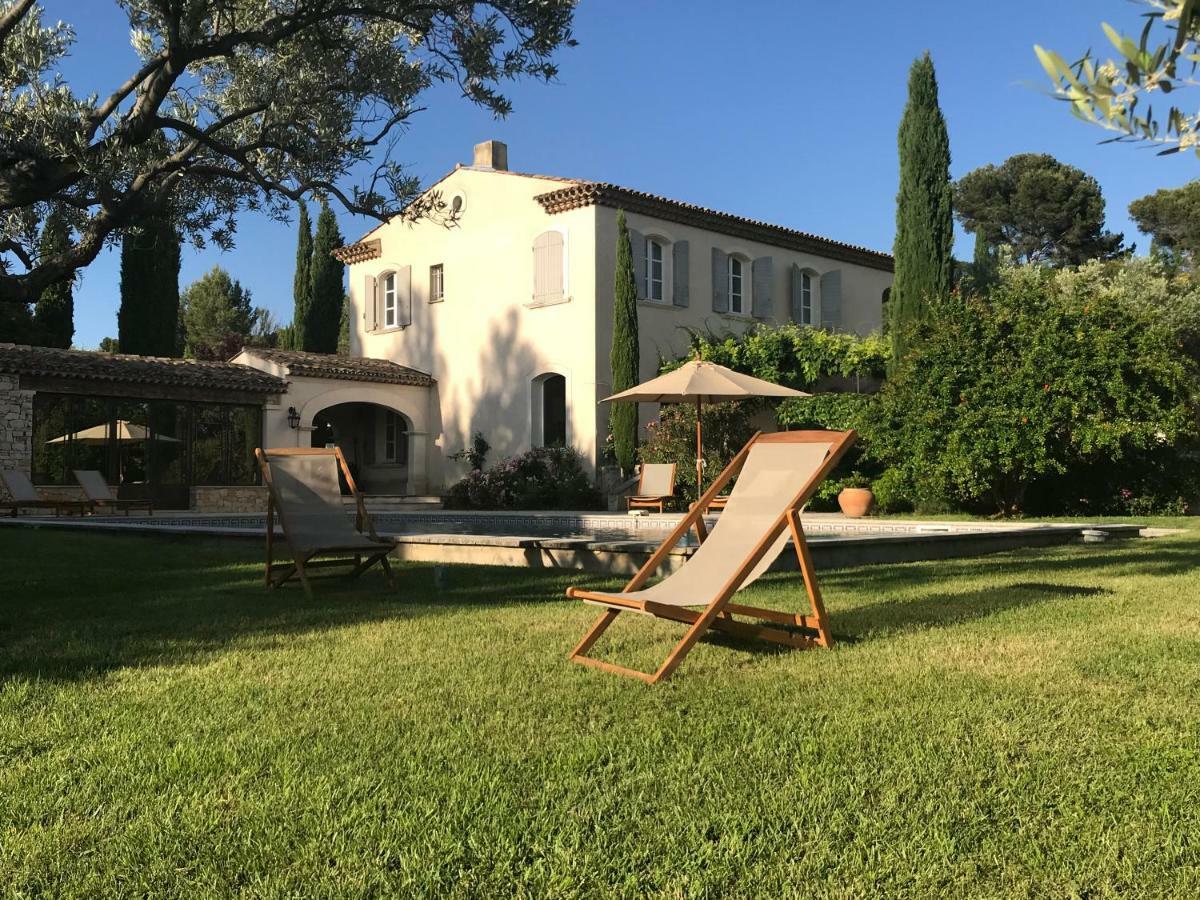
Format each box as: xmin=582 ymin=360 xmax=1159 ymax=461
xmin=72 ymin=470 xmax=154 ymax=516
xmin=627 ymin=462 xmax=677 ymax=513
xmin=255 ymin=447 xmax=396 ymax=596
xmin=567 ymin=429 xmax=857 ymax=684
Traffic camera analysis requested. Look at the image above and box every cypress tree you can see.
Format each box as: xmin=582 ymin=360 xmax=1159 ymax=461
xmin=610 ymin=209 xmax=640 ymax=474
xmin=118 ymin=210 xmax=181 ymax=356
xmin=890 ymin=52 xmax=953 ymax=363
xmin=305 ymin=200 xmax=344 ymax=352
xmin=33 ymin=211 xmax=74 ymax=348
xmin=969 ymin=230 xmax=1000 ymax=293
xmin=291 ymin=201 xmax=312 ymax=350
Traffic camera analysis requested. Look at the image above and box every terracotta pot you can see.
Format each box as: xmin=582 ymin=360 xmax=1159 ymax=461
xmin=837 ymin=487 xmax=875 ymax=518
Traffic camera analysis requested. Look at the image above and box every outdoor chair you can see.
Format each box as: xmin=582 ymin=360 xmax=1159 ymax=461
xmin=567 ymin=429 xmax=857 ymax=684
xmin=256 ymin=447 xmax=396 ymax=596
xmin=627 ymin=462 xmax=676 ymax=513
xmin=73 ymin=470 xmax=154 ymax=515
xmin=1 ymin=470 xmax=91 ymax=517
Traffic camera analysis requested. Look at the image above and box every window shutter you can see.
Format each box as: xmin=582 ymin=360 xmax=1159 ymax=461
xmin=628 ymin=228 xmax=646 ymax=300
xmin=672 ymin=240 xmax=689 ymax=307
xmin=532 ymin=230 xmax=565 ymax=303
xmin=751 ymin=256 xmax=773 ymax=318
xmin=711 ymin=248 xmax=728 ymax=313
xmin=365 ymin=274 xmax=378 ymax=331
xmin=789 ymin=264 xmax=803 ymax=324
xmin=397 ymin=265 xmax=412 ymax=327
xmin=820 ymin=269 xmax=842 ymax=331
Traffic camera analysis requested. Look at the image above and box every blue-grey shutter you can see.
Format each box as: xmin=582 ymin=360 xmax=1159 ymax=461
xmin=672 ymin=240 xmax=689 ymax=307
xmin=628 ymin=227 xmax=646 ymax=300
xmin=397 ymin=265 xmax=412 ymax=326
xmin=751 ymin=256 xmax=773 ymax=318
xmin=711 ymin=247 xmax=728 ymax=313
xmin=789 ymin=264 xmax=803 ymax=324
xmin=820 ymin=269 xmax=842 ymax=331
xmin=365 ymin=274 xmax=378 ymax=331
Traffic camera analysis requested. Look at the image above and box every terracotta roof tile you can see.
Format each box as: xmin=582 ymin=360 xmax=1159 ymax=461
xmin=535 ymin=182 xmax=894 ymax=272
xmin=241 ymin=348 xmax=434 ymax=387
xmin=0 ymin=343 xmax=285 ymax=394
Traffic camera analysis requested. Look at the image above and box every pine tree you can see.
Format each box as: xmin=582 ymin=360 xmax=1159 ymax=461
xmin=33 ymin=211 xmax=74 ymax=348
xmin=180 ymin=266 xmax=255 ymax=360
xmin=118 ymin=211 xmax=181 ymax=356
xmin=305 ymin=200 xmax=344 ymax=352
xmin=610 ymin=209 xmax=640 ymax=474
xmin=890 ymin=52 xmax=953 ymax=363
xmin=290 ymin=201 xmax=312 ymax=350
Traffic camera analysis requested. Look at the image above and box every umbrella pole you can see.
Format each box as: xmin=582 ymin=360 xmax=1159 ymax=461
xmin=695 ymin=397 xmax=703 ymax=502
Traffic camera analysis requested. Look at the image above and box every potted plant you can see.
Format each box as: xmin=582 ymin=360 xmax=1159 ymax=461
xmin=836 ymin=473 xmax=875 ymax=518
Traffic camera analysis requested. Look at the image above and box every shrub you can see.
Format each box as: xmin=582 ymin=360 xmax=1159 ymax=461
xmin=638 ymin=402 xmax=756 ymax=499
xmin=444 ymin=447 xmax=602 ymax=510
xmin=865 ymin=261 xmax=1200 ymax=516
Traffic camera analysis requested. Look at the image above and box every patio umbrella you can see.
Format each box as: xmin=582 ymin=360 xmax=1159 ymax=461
xmin=602 ymin=359 xmax=809 ymax=500
xmin=45 ymin=420 xmax=180 ymax=444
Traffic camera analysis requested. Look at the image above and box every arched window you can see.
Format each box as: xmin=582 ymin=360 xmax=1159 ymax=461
xmin=381 ymin=271 xmax=397 ymax=328
xmin=532 ymin=230 xmax=566 ymax=304
xmin=728 ymin=256 xmax=745 ymax=314
xmin=531 ymin=373 xmax=567 ymax=448
xmin=646 ymin=238 xmax=665 ymax=301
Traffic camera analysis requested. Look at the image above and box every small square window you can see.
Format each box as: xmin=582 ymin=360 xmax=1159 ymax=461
xmin=429 ymin=264 xmax=444 ymax=303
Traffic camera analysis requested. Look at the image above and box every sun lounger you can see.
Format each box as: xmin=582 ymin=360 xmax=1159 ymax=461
xmin=567 ymin=429 xmax=857 ymax=683
xmin=1 ymin=470 xmax=90 ymax=517
xmin=627 ymin=462 xmax=676 ymax=513
xmin=256 ymin=447 xmax=396 ymax=596
xmin=73 ymin=470 xmax=154 ymax=515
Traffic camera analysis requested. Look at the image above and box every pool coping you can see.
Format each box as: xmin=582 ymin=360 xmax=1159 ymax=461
xmin=0 ymin=512 xmax=1146 ymax=573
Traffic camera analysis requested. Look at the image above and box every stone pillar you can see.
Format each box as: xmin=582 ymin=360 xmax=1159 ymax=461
xmin=0 ymin=374 xmax=34 ymax=500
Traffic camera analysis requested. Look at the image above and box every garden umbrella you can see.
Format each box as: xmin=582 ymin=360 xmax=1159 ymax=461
xmin=602 ymin=359 xmax=809 ymax=500
xmin=45 ymin=420 xmax=180 ymax=444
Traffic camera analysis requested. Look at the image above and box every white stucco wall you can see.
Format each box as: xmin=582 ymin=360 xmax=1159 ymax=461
xmin=347 ymin=166 xmax=601 ymax=488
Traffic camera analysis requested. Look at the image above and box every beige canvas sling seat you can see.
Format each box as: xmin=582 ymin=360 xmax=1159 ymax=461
xmin=1 ymin=470 xmax=90 ymax=517
xmin=567 ymin=430 xmax=857 ymax=684
xmin=72 ymin=470 xmax=154 ymax=515
xmin=256 ymin=447 xmax=397 ymax=596
xmin=627 ymin=463 xmax=676 ymax=513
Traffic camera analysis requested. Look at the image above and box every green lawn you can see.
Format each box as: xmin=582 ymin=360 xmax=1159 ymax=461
xmin=2 ymin=528 xmax=1199 ymax=896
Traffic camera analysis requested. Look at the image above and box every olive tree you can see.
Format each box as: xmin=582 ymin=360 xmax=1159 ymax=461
xmin=1035 ymin=1 xmax=1200 ymax=158
xmin=0 ymin=0 xmax=575 ymax=305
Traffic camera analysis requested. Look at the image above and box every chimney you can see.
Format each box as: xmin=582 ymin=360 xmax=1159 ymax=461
xmin=473 ymin=140 xmax=508 ymax=171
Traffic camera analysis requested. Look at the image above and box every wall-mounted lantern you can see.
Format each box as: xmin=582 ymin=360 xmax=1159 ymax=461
xmin=287 ymin=406 xmax=301 ymax=430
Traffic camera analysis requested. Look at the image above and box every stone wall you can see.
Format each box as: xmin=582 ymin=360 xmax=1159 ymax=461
xmin=190 ymin=485 xmax=269 ymax=513
xmin=0 ymin=374 xmax=34 ymax=500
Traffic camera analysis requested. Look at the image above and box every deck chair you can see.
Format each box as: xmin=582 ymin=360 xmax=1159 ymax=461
xmin=627 ymin=463 xmax=676 ymax=513
xmin=1 ymin=470 xmax=90 ymax=517
xmin=73 ymin=470 xmax=154 ymax=515
xmin=256 ymin=447 xmax=396 ymax=596
xmin=567 ymin=429 xmax=857 ymax=684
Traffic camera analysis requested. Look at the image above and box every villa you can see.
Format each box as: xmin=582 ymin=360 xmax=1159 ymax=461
xmin=0 ymin=140 xmax=892 ymax=509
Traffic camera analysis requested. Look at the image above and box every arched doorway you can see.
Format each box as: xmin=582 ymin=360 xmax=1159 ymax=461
xmin=531 ymin=373 xmax=567 ymax=448
xmin=310 ymin=402 xmax=412 ymax=494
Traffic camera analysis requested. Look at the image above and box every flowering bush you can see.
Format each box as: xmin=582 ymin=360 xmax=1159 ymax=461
xmin=444 ymin=446 xmax=602 ymax=510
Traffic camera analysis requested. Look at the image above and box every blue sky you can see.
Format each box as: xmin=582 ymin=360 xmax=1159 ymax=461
xmin=43 ymin=0 xmax=1200 ymax=349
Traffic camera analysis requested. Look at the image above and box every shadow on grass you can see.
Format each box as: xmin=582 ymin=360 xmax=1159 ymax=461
xmin=829 ymin=581 xmax=1110 ymax=641
xmin=0 ymin=531 xmax=613 ymax=683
